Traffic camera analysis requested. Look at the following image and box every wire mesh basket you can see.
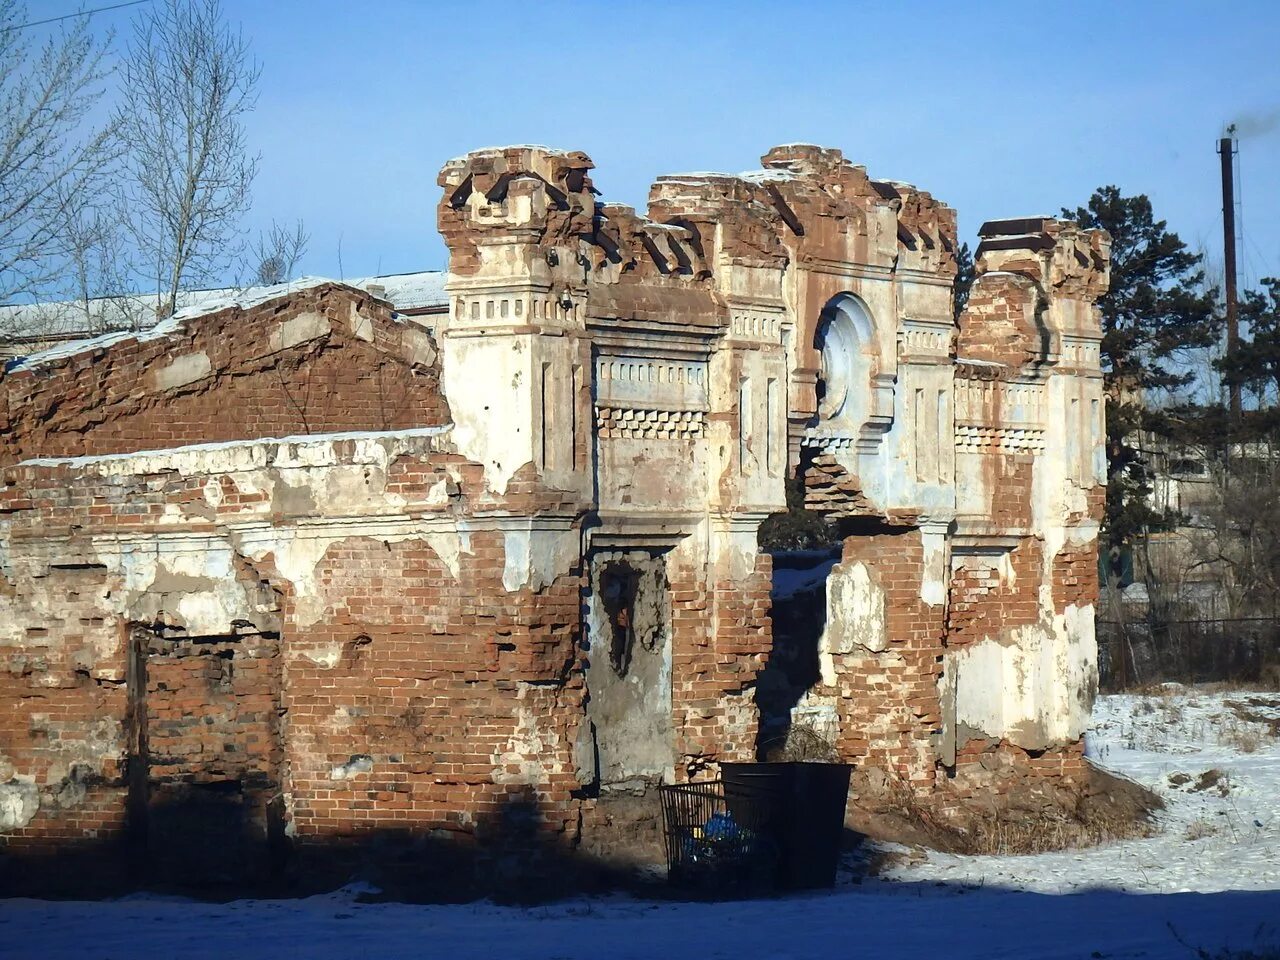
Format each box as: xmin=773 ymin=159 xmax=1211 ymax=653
xmin=658 ymin=780 xmax=776 ymax=888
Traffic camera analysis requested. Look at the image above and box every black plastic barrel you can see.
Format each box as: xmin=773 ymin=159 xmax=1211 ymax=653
xmin=720 ymin=762 xmax=851 ymax=889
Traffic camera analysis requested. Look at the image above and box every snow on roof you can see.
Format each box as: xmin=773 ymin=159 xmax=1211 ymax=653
xmin=978 ymin=270 xmax=1037 ymax=280
xmin=2 ymin=271 xmax=447 ymax=361
xmin=737 ymin=169 xmax=803 ymax=183
xmin=657 ymin=166 xmax=812 ymax=190
xmin=15 ymin=424 xmax=453 ymax=470
xmin=659 ymin=171 xmax=739 ymax=180
xmin=443 ymin=144 xmax=568 ymax=165
xmin=984 ymin=215 xmax=1054 ymax=225
xmin=1 ymin=277 xmax=334 ymax=341
xmin=4 ymin=277 xmax=338 ymax=373
xmin=0 ymin=297 xmax=141 ymax=341
xmin=980 ymin=234 xmax=1047 ymax=243
xmin=350 ymin=271 xmax=447 ymax=311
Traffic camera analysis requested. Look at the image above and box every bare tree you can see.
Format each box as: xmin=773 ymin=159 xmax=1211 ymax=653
xmin=1182 ymin=451 xmax=1280 ymax=619
xmin=115 ymin=0 xmax=259 ymax=319
xmin=0 ymin=0 xmax=116 ymax=315
xmin=252 ymin=219 xmax=308 ymax=286
xmin=56 ymin=193 xmax=149 ymax=333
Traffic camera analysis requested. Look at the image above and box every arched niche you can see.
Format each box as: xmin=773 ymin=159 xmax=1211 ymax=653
xmin=814 ymin=293 xmax=875 ymax=431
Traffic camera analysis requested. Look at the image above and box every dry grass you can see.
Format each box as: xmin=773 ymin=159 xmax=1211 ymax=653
xmin=1261 ymin=662 xmax=1280 ymax=690
xmin=959 ymin=801 xmax=1156 ymax=856
xmin=1226 ymin=697 xmax=1280 ymax=735
xmin=764 ymin=722 xmax=840 ymax=763
xmin=1184 ymin=818 xmax=1219 ymax=841
xmin=1223 ymin=724 xmax=1264 ymax=754
xmin=848 ymin=761 xmax=1160 ymax=860
xmin=1131 ymin=682 xmax=1189 ymax=698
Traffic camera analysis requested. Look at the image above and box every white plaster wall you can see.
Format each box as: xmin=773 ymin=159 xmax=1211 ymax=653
xmin=878 ymin=361 xmax=956 ymax=516
xmin=816 ymin=559 xmax=885 ymax=686
xmin=440 ymin=333 xmax=535 ymax=497
xmin=712 ymin=343 xmax=787 ymax=513
xmin=496 ymin=521 xmax=581 ymax=593
xmin=898 ymin=278 xmax=954 ymax=323
xmin=947 ymin=602 xmax=1097 ymax=749
xmin=598 ymin=437 xmax=707 ymax=515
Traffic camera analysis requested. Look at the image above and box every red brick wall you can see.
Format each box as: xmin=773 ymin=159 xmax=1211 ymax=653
xmin=0 ymin=285 xmax=449 ymax=464
xmin=671 ymin=552 xmax=772 ymax=776
xmin=824 ymin=530 xmax=945 ymax=786
xmin=283 ymin=533 xmax=585 ymax=846
xmin=144 ymin=634 xmax=282 ymax=790
xmin=947 ymin=539 xmax=1044 ymax=649
xmin=0 ymin=570 xmax=128 ymax=855
xmin=943 ymin=738 xmax=1089 ymax=814
xmin=955 ymin=275 xmax=1042 ymax=369
xmin=1 ymin=451 xmax=593 ymax=860
xmin=990 ymin=455 xmax=1034 ymax=530
xmin=138 ymin=631 xmax=284 ymax=881
xmin=1053 ymin=541 xmax=1100 ymax=613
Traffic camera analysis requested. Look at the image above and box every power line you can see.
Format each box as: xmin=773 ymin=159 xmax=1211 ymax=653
xmin=2 ymin=0 xmax=150 ymax=32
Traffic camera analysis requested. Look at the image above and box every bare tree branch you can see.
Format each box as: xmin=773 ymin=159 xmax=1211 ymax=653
xmin=0 ymin=0 xmax=118 ymax=316
xmin=115 ymin=0 xmax=259 ymax=318
xmin=252 ymin=218 xmax=308 ymax=286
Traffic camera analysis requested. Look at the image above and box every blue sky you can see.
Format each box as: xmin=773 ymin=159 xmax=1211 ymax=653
xmin=50 ymin=0 xmax=1280 ymax=288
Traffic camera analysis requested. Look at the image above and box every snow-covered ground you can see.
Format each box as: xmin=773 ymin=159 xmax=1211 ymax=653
xmin=3 ymin=689 xmax=1279 ymax=960
xmin=886 ymin=686 xmax=1280 ymax=895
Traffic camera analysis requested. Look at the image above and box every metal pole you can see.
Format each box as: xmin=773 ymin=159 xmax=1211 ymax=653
xmin=1219 ymin=132 xmax=1241 ymax=423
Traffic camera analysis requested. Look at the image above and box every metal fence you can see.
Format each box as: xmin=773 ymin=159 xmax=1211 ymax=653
xmin=1097 ymin=617 xmax=1280 ymax=690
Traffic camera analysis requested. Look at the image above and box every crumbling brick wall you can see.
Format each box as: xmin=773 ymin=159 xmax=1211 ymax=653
xmin=955 ymin=273 xmax=1044 ymax=369
xmin=2 ymin=146 xmax=1114 ymax=888
xmin=1 ymin=441 xmax=596 ymax=885
xmin=0 ymin=283 xmax=449 ymax=463
xmin=947 ymin=539 xmax=1044 ymax=649
xmin=284 ymin=532 xmax=585 ymax=850
xmin=1053 ymin=540 xmax=1100 ymax=614
xmin=0 ymin=563 xmax=128 ymax=861
xmin=670 ymin=552 xmax=773 ymax=776
xmin=824 ymin=530 xmax=945 ymax=786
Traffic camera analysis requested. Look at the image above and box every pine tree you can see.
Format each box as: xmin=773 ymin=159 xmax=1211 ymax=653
xmin=1061 ymin=187 xmax=1219 ymax=555
xmin=1220 ymin=278 xmax=1280 ymax=416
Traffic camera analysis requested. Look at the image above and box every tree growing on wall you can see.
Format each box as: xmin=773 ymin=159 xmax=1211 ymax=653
xmin=1062 ymin=188 xmax=1219 ymax=559
xmin=952 ymin=241 xmax=974 ymax=321
xmin=115 ymin=0 xmax=259 ymax=319
xmin=252 ymin=219 xmax=309 ymax=286
xmin=0 ymin=0 xmax=116 ymax=315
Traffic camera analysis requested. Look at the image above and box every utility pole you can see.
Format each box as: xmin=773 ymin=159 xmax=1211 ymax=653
xmin=1219 ymin=128 xmax=1241 ymax=423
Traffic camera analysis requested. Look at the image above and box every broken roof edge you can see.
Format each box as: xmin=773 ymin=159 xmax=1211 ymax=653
xmin=1 ymin=271 xmax=450 ymax=345
xmin=3 ymin=277 xmax=361 ymax=375
xmin=442 ymin=143 xmax=570 ymax=165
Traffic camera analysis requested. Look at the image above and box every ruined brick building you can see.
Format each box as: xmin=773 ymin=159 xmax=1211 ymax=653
xmin=0 ymin=144 xmax=1109 ymax=888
